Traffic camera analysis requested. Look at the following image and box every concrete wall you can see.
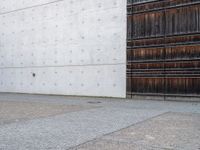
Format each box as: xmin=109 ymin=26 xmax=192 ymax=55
xmin=0 ymin=0 xmax=126 ymax=98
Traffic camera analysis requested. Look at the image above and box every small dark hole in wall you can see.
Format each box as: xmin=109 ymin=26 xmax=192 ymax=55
xmin=32 ymin=73 xmax=36 ymax=77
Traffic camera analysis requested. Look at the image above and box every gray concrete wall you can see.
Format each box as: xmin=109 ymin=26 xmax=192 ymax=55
xmin=0 ymin=0 xmax=127 ymax=97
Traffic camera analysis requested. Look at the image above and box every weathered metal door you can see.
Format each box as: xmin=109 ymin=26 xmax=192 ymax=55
xmin=127 ymin=0 xmax=200 ymax=97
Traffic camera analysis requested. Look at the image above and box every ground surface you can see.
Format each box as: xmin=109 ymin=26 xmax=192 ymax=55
xmin=0 ymin=93 xmax=199 ymax=150
xmin=73 ymin=112 xmax=200 ymax=150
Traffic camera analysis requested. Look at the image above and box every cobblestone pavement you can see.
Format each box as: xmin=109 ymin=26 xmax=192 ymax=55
xmin=0 ymin=93 xmax=199 ymax=150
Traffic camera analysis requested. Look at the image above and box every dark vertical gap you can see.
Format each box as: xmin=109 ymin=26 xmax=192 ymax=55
xmin=164 ymin=2 xmax=167 ymax=101
xmin=131 ymin=0 xmax=134 ymax=98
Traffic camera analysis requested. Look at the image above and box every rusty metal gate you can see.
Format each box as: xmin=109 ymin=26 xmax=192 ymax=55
xmin=127 ymin=0 xmax=200 ymax=97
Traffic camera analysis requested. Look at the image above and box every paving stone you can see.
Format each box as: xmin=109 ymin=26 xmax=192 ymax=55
xmin=72 ymin=112 xmax=200 ymax=150
xmin=0 ymin=93 xmax=199 ymax=150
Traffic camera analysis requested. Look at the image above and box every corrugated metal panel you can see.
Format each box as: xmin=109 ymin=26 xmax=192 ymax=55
xmin=127 ymin=0 xmax=200 ymax=97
